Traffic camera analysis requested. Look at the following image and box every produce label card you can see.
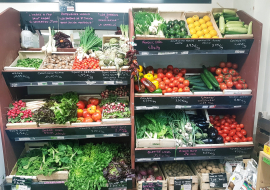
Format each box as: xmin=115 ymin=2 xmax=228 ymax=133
xmin=142 ymin=182 xmax=162 ymax=190
xmin=11 ymin=177 xmax=32 ymax=190
xmin=174 ymin=179 xmax=192 ymax=190
xmin=209 ymin=173 xmax=227 ymax=188
xmin=108 ymin=180 xmax=127 ymax=190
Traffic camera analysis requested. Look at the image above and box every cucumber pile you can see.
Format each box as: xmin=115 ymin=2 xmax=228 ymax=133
xmin=189 ymin=66 xmax=220 ymax=92
xmin=213 ymin=9 xmax=252 ymax=35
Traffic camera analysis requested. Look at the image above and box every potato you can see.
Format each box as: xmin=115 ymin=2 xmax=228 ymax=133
xmin=205 ymin=170 xmax=210 ymax=173
xmin=200 ymin=168 xmax=206 ymax=173
xmin=206 ymin=166 xmax=213 ymax=171
xmin=229 ymin=182 xmax=234 ymax=188
xmin=198 ymin=165 xmax=203 ymax=169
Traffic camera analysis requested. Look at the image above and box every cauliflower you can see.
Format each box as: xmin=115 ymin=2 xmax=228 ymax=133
xmin=109 ymin=38 xmax=118 ymax=45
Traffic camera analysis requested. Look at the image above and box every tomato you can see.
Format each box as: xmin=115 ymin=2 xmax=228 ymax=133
xmin=216 ymin=127 xmax=221 ymax=131
xmin=232 ymin=115 xmax=236 ymax=119
xmin=162 ymin=90 xmax=166 ymax=94
xmin=165 ymin=86 xmax=169 ymax=90
xmin=242 ymin=137 xmax=247 ymax=142
xmin=241 ymin=130 xmax=247 ymax=136
xmin=223 ymin=129 xmax=229 ymax=134
xmin=216 ymin=68 xmax=222 ymax=75
xmin=239 ymin=124 xmax=244 ymax=128
xmin=88 ymin=98 xmax=99 ymax=106
xmin=220 ymin=125 xmax=225 ymax=129
xmin=229 ymin=69 xmax=237 ymax=76
xmin=180 ymin=68 xmax=187 ymax=75
xmin=92 ymin=112 xmax=101 ymax=121
xmin=236 ymin=132 xmax=243 ymax=138
xmin=219 ymin=62 xmax=226 ymax=68
xmin=84 ymin=117 xmax=93 ymax=122
xmin=226 ymin=62 xmax=232 ymax=68
xmin=167 ymin=88 xmax=172 ymax=92
xmin=177 ymin=73 xmax=183 ymax=77
xmin=238 ymin=79 xmax=246 ymax=84
xmin=217 ymin=78 xmax=223 ymax=83
xmin=225 ymin=136 xmax=231 ymax=141
xmin=247 ymin=137 xmax=253 ymax=141
xmin=231 ymin=140 xmax=236 ymax=142
xmin=216 ymin=123 xmax=220 ymax=127
xmin=229 ymin=131 xmax=235 ymax=137
xmin=77 ymin=109 xmax=83 ymax=117
xmin=232 ymin=63 xmax=238 ymax=69
xmin=234 ymin=136 xmax=240 ymax=142
xmin=172 ymin=80 xmax=179 ymax=87
xmin=76 ymin=101 xmax=85 ymax=109
xmin=218 ymin=74 xmax=223 ymax=78
xmin=183 ymin=87 xmax=190 ymax=92
xmin=157 ymin=73 xmax=165 ymax=78
xmin=164 ymin=79 xmax=170 ymax=85
xmin=235 ymin=83 xmax=242 ymax=89
xmin=233 ymin=81 xmax=239 ymax=87
xmin=224 ymin=122 xmax=229 ymax=127
xmin=168 ymin=70 xmax=173 ymax=74
xmin=178 ymin=88 xmax=183 ymax=92
xmin=173 ymin=68 xmax=180 ymax=75
xmin=83 ymin=109 xmax=91 ymax=118
xmin=209 ymin=67 xmax=216 ymax=73
xmin=163 ymin=69 xmax=168 ymax=74
xmin=224 ymin=140 xmax=228 ymax=143
xmin=231 ymin=124 xmax=236 ymax=129
xmin=167 ymin=65 xmax=173 ymax=71
xmin=178 ymin=83 xmax=185 ymax=89
xmin=166 ymin=72 xmax=173 ymax=78
xmin=209 ymin=116 xmax=213 ymax=120
xmin=221 ymin=134 xmax=228 ymax=138
xmin=178 ymin=77 xmax=184 ymax=83
xmin=237 ymin=76 xmax=242 ymax=80
xmin=236 ymin=127 xmax=241 ymax=132
xmin=174 ymin=76 xmax=180 ymax=80
xmin=226 ymin=81 xmax=233 ymax=88
xmin=224 ymin=127 xmax=231 ymax=131
xmin=183 ymin=80 xmax=190 ymax=86
xmin=163 ymin=77 xmax=168 ymax=81
xmin=157 ymin=68 xmax=163 ymax=73
xmin=169 ymin=83 xmax=174 ymax=88
xmin=173 ymin=87 xmax=178 ymax=92
xmin=214 ymin=116 xmax=219 ymax=120
xmin=159 ymin=83 xmax=165 ymax=90
xmin=170 ymin=78 xmax=175 ymax=82
xmin=215 ymin=76 xmax=219 ymax=80
xmin=222 ymin=67 xmax=229 ymax=74
xmin=220 ymin=83 xmax=227 ymax=91
xmin=242 ymin=84 xmax=248 ymax=89
xmin=218 ymin=130 xmax=223 ymax=135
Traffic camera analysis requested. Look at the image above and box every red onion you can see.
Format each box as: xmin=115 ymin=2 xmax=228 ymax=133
xmin=155 ymin=176 xmax=163 ymax=180
xmin=139 ymin=167 xmax=147 ymax=176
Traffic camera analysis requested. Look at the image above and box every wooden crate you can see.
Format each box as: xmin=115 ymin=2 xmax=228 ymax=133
xmin=137 ymin=164 xmax=167 ymax=190
xmin=39 ymin=52 xmax=75 ymax=70
xmin=160 ymin=161 xmax=199 ymax=190
xmin=255 ymin=112 xmax=270 ymax=156
xmin=256 ymin=151 xmax=270 ymax=190
xmin=6 ymin=142 xmax=69 ymax=183
xmin=212 ymin=8 xmax=253 ymax=39
xmin=184 ymin=11 xmax=222 ymax=38
xmin=189 ymin=161 xmax=231 ymax=190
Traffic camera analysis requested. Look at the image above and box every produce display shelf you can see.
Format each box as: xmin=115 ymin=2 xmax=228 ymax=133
xmin=135 ymin=94 xmax=252 ymax=110
xmin=135 ymin=144 xmax=254 ymax=162
xmin=4 ymin=178 xmax=133 ymax=190
xmin=2 ymin=70 xmax=131 ymax=87
xmin=5 ymin=123 xmax=131 ymax=141
xmin=134 ymin=38 xmax=254 ymax=55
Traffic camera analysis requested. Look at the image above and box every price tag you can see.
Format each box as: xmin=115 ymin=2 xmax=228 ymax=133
xmin=142 ymin=182 xmax=162 ymax=190
xmin=209 ymin=173 xmax=227 ymax=188
xmin=52 ymin=82 xmax=64 ymax=85
xmin=12 ymin=177 xmax=32 ymax=190
xmin=104 ymin=81 xmax=114 ymax=85
xmin=18 ymin=138 xmax=31 ymax=141
xmin=174 ymin=179 xmax=192 ymax=190
xmin=37 ymin=82 xmax=47 ymax=86
xmin=86 ymin=135 xmax=95 ymax=138
xmin=108 ymin=180 xmax=127 ymax=190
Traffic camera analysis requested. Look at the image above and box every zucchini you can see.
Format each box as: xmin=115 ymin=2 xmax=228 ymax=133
xmin=219 ymin=16 xmax=225 ymax=34
xmin=192 ymin=90 xmax=213 ymax=92
xmin=225 ymin=17 xmax=239 ymax=22
xmin=225 ymin=23 xmax=244 ymax=28
xmin=247 ymin=21 xmax=253 ymax=34
xmin=188 ymin=78 xmax=203 ymax=83
xmin=192 ymin=86 xmax=212 ymax=91
xmin=225 ymin=31 xmax=248 ymax=34
xmin=223 ymin=9 xmax=236 ymax=16
xmin=226 ymin=21 xmax=245 ymax=25
xmin=200 ymin=73 xmax=213 ymax=90
xmin=202 ymin=66 xmax=220 ymax=88
xmin=226 ymin=27 xmax=248 ymax=34
xmin=244 ymin=24 xmax=248 ymax=29
xmin=190 ymin=81 xmax=207 ymax=87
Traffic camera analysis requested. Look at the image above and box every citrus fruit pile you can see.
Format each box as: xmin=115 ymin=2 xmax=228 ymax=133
xmin=186 ymin=15 xmax=218 ymax=38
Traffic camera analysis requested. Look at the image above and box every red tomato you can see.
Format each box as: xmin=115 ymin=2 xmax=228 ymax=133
xmin=170 ymin=78 xmax=175 ymax=82
xmin=229 ymin=131 xmax=235 ymax=137
xmin=242 ymin=137 xmax=247 ymax=142
xmin=156 ymin=78 xmax=162 ymax=83
xmin=231 ymin=124 xmax=236 ymax=129
xmin=178 ymin=88 xmax=183 ymax=92
xmin=229 ymin=69 xmax=237 ymax=76
xmin=83 ymin=110 xmax=91 ymax=118
xmin=84 ymin=117 xmax=93 ymax=122
xmin=163 ymin=77 xmax=168 ymax=81
xmin=180 ymin=68 xmax=187 ymax=75
xmin=231 ymin=140 xmax=236 ymax=142
xmin=233 ymin=81 xmax=239 ymax=87
xmin=241 ymin=130 xmax=247 ymax=136
xmin=183 ymin=80 xmax=190 ymax=86
xmin=242 ymin=84 xmax=248 ymax=89
xmin=216 ymin=123 xmax=221 ymax=127
xmin=239 ymin=124 xmax=244 ymax=128
xmin=218 ymin=130 xmax=223 ymax=135
xmin=164 ymin=79 xmax=170 ymax=85
xmin=178 ymin=83 xmax=185 ymax=89
xmin=167 ymin=88 xmax=172 ymax=92
xmin=157 ymin=73 xmax=165 ymax=78
xmin=215 ymin=76 xmax=219 ymax=80
xmin=219 ymin=62 xmax=226 ymax=68
xmin=214 ymin=116 xmax=220 ymax=120
xmin=183 ymin=87 xmax=190 ymax=92
xmin=163 ymin=69 xmax=168 ymax=74
xmin=217 ymin=78 xmax=223 ymax=83
xmin=173 ymin=80 xmax=180 ymax=87
xmin=232 ymin=63 xmax=238 ymax=69
xmin=237 ymin=76 xmax=242 ymax=80
xmin=218 ymin=74 xmax=224 ymax=78
xmin=209 ymin=67 xmax=216 ymax=73
xmin=221 ymin=119 xmax=225 ymax=124
xmin=174 ymin=76 xmax=180 ymax=80
xmin=226 ymin=62 xmax=232 ymax=68
xmin=226 ymin=81 xmax=233 ymax=88
xmin=173 ymin=68 xmax=180 ymax=75
xmin=220 ymin=83 xmax=227 ymax=91
xmin=224 ymin=127 xmax=231 ymax=131
xmin=247 ymin=137 xmax=253 ymax=141
xmin=223 ymin=129 xmax=229 ymax=134
xmin=168 ymin=70 xmax=173 ymax=74
xmin=173 ymin=87 xmax=178 ymax=92
xmin=92 ymin=112 xmax=101 ymax=121
xmin=235 ymin=83 xmax=242 ymax=89
xmin=220 ymin=125 xmax=225 ymax=129
xmin=216 ymin=68 xmax=222 ymax=75
xmin=159 ymin=82 xmax=165 ymax=90
xmin=169 ymin=83 xmax=174 ymax=88
xmin=236 ymin=132 xmax=243 ymax=138
xmin=209 ymin=116 xmax=213 ymax=120
xmin=222 ymin=68 xmax=229 ymax=74
xmin=178 ymin=77 xmax=185 ymax=83
xmin=221 ymin=134 xmax=228 ymax=138
xmin=224 ymin=123 xmax=229 ymax=127
xmin=166 ymin=72 xmax=173 ymax=78
xmin=224 ymin=140 xmax=228 ymax=143
xmin=236 ymin=127 xmax=241 ymax=132
xmin=157 ymin=68 xmax=163 ymax=73
xmin=177 ymin=73 xmax=183 ymax=77
xmin=238 ymin=79 xmax=246 ymax=84
xmin=234 ymin=136 xmax=240 ymax=142
xmin=167 ymin=65 xmax=173 ymax=71
xmin=162 ymin=90 xmax=166 ymax=94
xmin=216 ymin=127 xmax=221 ymax=131
xmin=232 ymin=115 xmax=236 ymax=119
xmin=225 ymin=136 xmax=231 ymax=141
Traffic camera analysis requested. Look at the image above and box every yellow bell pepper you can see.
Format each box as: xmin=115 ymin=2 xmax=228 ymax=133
xmin=153 ymin=73 xmax=158 ymax=79
xmin=144 ymin=73 xmax=154 ymax=81
xmin=137 ymin=65 xmax=143 ymax=73
xmin=152 ymin=80 xmax=159 ymax=89
xmin=134 ymin=72 xmax=143 ymax=82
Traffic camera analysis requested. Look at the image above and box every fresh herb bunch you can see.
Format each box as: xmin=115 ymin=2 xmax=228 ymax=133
xmin=16 ymin=58 xmax=43 ymax=69
xmin=33 ymin=100 xmax=56 ymax=125
xmin=79 ymin=26 xmax=102 ymax=52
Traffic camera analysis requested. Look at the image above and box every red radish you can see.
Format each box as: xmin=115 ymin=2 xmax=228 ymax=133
xmin=156 ymin=176 xmax=163 ymax=180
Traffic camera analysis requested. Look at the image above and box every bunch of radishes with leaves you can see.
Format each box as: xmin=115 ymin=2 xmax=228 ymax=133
xmin=135 ymin=162 xmax=163 ymax=181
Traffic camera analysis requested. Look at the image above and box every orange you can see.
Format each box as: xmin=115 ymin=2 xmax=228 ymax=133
xmin=203 ymin=28 xmax=209 ymax=35
xmin=209 ymin=30 xmax=217 ymax=37
xmin=195 ymin=26 xmax=202 ymax=31
xmin=186 ymin=17 xmax=194 ymax=24
xmin=206 ymin=21 xmax=213 ymax=27
xmin=192 ymin=15 xmax=199 ymax=21
xmin=203 ymin=15 xmax=211 ymax=22
xmin=199 ymin=19 xmax=206 ymax=25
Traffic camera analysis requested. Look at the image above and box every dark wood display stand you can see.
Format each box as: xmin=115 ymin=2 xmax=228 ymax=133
xmin=0 ymin=7 xmax=262 ymax=190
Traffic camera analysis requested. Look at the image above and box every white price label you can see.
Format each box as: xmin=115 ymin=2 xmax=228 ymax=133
xmin=18 ymin=138 xmax=31 ymax=141
xmin=103 ymin=134 xmax=114 ymax=137
xmin=210 ymin=183 xmax=215 ymax=187
xmin=181 ymin=51 xmax=189 ymax=54
xmin=37 ymin=82 xmax=47 ymax=86
xmin=86 ymin=135 xmax=95 ymax=138
xmin=56 ymin=136 xmax=64 ymax=139
xmin=18 ymin=185 xmax=28 ymax=190
xmin=104 ymin=81 xmax=114 ymax=84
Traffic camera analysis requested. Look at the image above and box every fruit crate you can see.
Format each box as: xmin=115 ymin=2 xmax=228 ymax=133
xmin=4 ymin=51 xmax=45 ymax=70
xmin=160 ymin=161 xmax=199 ymax=190
xmin=184 ymin=11 xmax=222 ymax=38
xmin=6 ymin=142 xmax=68 ymax=183
xmin=189 ymin=160 xmax=231 ymax=190
xmin=137 ymin=163 xmax=167 ymax=190
xmin=212 ymin=8 xmax=253 ymax=39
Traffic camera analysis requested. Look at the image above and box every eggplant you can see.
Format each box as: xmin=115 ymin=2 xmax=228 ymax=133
xmin=196 ymin=123 xmax=209 ymax=128
xmin=209 ymin=131 xmax=218 ymax=139
xmin=215 ymin=135 xmax=224 ymax=144
xmin=202 ymin=138 xmax=214 ymax=144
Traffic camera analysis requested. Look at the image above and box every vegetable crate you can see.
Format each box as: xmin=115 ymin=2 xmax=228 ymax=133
xmin=160 ymin=161 xmax=199 ymax=190
xmin=39 ymin=52 xmax=75 ymax=70
xmin=212 ymin=8 xmax=253 ymax=39
xmin=189 ymin=160 xmax=231 ymax=190
xmin=184 ymin=12 xmax=222 ymax=38
xmin=4 ymin=51 xmax=45 ymax=70
xmin=256 ymin=151 xmax=270 ymax=189
xmin=6 ymin=142 xmax=69 ymax=183
xmin=137 ymin=164 xmax=167 ymax=190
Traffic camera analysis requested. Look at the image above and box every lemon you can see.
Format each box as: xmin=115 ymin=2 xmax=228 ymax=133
xmin=186 ymin=17 xmax=194 ymax=24
xmin=195 ymin=26 xmax=202 ymax=31
xmin=188 ymin=23 xmax=195 ymax=29
xmin=212 ymin=36 xmax=219 ymax=38
xmin=191 ymin=34 xmax=199 ymax=38
xmin=203 ymin=28 xmax=209 ymax=35
xmin=194 ymin=21 xmax=200 ymax=27
xmin=209 ymin=30 xmax=217 ymax=37
xmin=203 ymin=15 xmax=211 ymax=22
xmin=204 ymin=33 xmax=212 ymax=38
xmin=199 ymin=19 xmax=206 ymax=25
xmin=196 ymin=30 xmax=204 ymax=37
xmin=201 ymin=24 xmax=208 ymax=29
xmin=206 ymin=21 xmax=213 ymax=27
xmin=199 ymin=36 xmax=204 ymax=38
xmin=208 ymin=26 xmax=214 ymax=31
xmin=192 ymin=15 xmax=199 ymax=21
xmin=190 ymin=28 xmax=197 ymax=35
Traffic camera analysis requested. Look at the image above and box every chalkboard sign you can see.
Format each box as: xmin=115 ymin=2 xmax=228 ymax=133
xmin=2 ymin=71 xmax=131 ymax=87
xmin=135 ymin=39 xmax=254 ymax=54
xmin=20 ymin=12 xmax=129 ymax=30
xmin=142 ymin=182 xmax=162 ymax=190
xmin=209 ymin=173 xmax=227 ymax=188
xmin=174 ymin=179 xmax=192 ymax=190
xmin=108 ymin=180 xmax=127 ymax=190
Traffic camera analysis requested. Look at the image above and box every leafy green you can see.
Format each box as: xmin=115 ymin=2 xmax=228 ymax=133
xmin=79 ymin=27 xmax=102 ymax=52
xmin=16 ymin=58 xmax=43 ymax=69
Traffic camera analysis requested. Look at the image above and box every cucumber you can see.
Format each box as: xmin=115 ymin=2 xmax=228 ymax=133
xmin=202 ymin=66 xmax=220 ymax=88
xmin=190 ymin=81 xmax=207 ymax=87
xmin=225 ymin=17 xmax=239 ymax=22
xmin=188 ymin=78 xmax=203 ymax=83
xmin=223 ymin=9 xmax=236 ymax=16
xmin=244 ymin=24 xmax=248 ymax=29
xmin=226 ymin=21 xmax=245 ymax=25
xmin=192 ymin=90 xmax=213 ymax=92
xmin=192 ymin=86 xmax=211 ymax=91
xmin=225 ymin=27 xmax=248 ymax=34
xmin=247 ymin=21 xmax=253 ymax=34
xmin=225 ymin=23 xmax=244 ymax=28
xmin=200 ymin=73 xmax=213 ymax=90
xmin=219 ymin=16 xmax=225 ymax=34
xmin=225 ymin=31 xmax=248 ymax=34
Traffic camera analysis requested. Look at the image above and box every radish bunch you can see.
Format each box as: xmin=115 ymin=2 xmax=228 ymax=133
xmin=100 ymin=86 xmax=129 ymax=99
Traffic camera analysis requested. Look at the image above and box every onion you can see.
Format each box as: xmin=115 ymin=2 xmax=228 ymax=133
xmin=155 ymin=176 xmax=163 ymax=180
xmin=147 ymin=167 xmax=154 ymax=175
xmin=152 ymin=165 xmax=159 ymax=173
xmin=139 ymin=167 xmax=147 ymax=176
